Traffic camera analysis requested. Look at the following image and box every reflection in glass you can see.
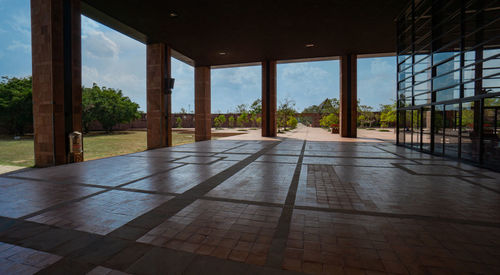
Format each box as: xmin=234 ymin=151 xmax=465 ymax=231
xmin=483 ymin=97 xmax=500 ymax=168
xmin=444 ymin=104 xmax=459 ymax=158
xmin=405 ymin=110 xmax=412 ymax=146
xmin=461 ymin=102 xmax=480 ymax=162
xmin=396 ymin=0 xmax=500 ymax=169
xmin=398 ymin=110 xmax=406 ymax=145
xmin=412 ymin=109 xmax=421 ymax=149
xmin=422 ymin=106 xmax=432 ymax=151
xmin=434 ymin=105 xmax=444 ymax=154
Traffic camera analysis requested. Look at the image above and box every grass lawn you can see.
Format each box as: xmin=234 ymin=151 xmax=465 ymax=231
xmin=0 ymin=131 xmax=196 ymax=167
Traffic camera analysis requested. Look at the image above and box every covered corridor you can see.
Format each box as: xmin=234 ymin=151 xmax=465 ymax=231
xmin=0 ymin=128 xmax=499 ymax=274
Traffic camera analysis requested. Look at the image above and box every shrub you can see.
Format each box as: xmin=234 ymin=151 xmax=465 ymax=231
xmin=176 ymin=117 xmax=183 ymax=128
xmin=256 ymin=116 xmax=262 ymax=126
xmin=213 ymin=114 xmax=226 ymax=128
xmin=277 ymin=98 xmax=297 ymax=131
xmin=228 ymin=116 xmax=235 ymax=128
xmin=287 ymin=116 xmax=298 ymax=129
xmin=237 ymin=112 xmax=248 ymax=127
xmin=319 ymin=113 xmax=339 ymax=128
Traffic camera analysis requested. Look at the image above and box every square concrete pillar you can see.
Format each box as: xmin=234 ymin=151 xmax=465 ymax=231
xmin=262 ymin=60 xmax=277 ymax=137
xmin=340 ymin=54 xmax=357 ymax=138
xmin=195 ymin=66 xmax=211 ymax=141
xmin=147 ymin=43 xmax=172 ymax=149
xmin=31 ymin=0 xmax=82 ymax=167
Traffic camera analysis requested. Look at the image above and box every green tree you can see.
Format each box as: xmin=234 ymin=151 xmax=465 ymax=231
xmin=82 ymin=84 xmax=140 ymax=133
xmin=357 ymin=103 xmax=374 ymax=127
xmin=249 ymin=99 xmax=262 ymax=115
xmin=228 ymin=116 xmax=235 ymax=128
xmin=303 ymin=98 xmax=339 ymax=115
xmin=256 ymin=116 xmax=262 ymax=126
xmin=214 ymin=114 xmax=226 ymax=128
xmin=0 ymin=76 xmax=33 ymax=135
xmin=287 ymin=116 xmax=298 ymax=129
xmin=250 ymin=113 xmax=257 ymax=127
xmin=320 ymin=113 xmax=339 ymax=128
xmin=237 ymin=112 xmax=249 ymax=127
xmin=235 ymin=104 xmax=247 ymax=114
xmin=176 ymin=117 xmax=183 ymax=128
xmin=379 ymin=102 xmax=397 ymax=127
xmin=248 ymin=99 xmax=262 ymax=127
xmin=277 ymin=98 xmax=297 ymax=131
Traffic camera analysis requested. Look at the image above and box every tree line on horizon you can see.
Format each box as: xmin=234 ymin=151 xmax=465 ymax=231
xmin=1 ymin=76 xmax=396 ymax=136
xmin=0 ymin=76 xmax=141 ymax=135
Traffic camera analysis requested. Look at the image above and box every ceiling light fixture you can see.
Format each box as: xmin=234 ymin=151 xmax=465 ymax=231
xmin=305 ymin=43 xmax=315 ymax=48
xmin=169 ymin=12 xmax=178 ymax=18
xmin=218 ymin=52 xmax=227 ymax=55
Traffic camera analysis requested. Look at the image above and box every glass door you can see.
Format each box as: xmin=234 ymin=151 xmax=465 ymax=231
xmin=483 ymin=97 xmax=500 ymax=167
xmin=434 ymin=105 xmax=444 ymax=154
xmin=444 ymin=104 xmax=459 ymax=158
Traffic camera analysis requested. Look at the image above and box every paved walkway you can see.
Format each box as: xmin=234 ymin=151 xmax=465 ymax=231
xmin=0 ymin=127 xmax=499 ymax=274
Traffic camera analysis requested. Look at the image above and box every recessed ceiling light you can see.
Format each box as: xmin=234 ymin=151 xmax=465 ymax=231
xmin=305 ymin=43 xmax=315 ymax=48
xmin=169 ymin=12 xmax=178 ymax=18
xmin=218 ymin=52 xmax=227 ymax=55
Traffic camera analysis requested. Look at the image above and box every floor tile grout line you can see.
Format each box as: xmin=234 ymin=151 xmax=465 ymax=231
xmin=265 ymin=139 xmax=307 ymax=268
xmin=4 ymin=162 xmax=188 ymax=191
xmin=106 ymin=140 xmax=283 ymax=240
xmin=17 ymin=164 xmax=188 ymax=220
xmin=200 ymin=196 xmax=284 ymax=208
xmin=393 ymin=161 xmax=494 ymax=179
xmin=293 ymin=205 xmax=500 ymax=228
xmin=0 ymin=216 xmax=298 ymax=275
xmin=456 ymin=177 xmax=500 ymax=195
xmin=391 ymin=162 xmax=485 ymax=178
xmin=18 ymin=189 xmax=110 ymax=221
xmin=374 ymin=145 xmax=422 ymax=164
xmin=115 ymin=187 xmax=181 ymax=197
xmin=375 ymin=145 xmax=498 ymax=176
xmin=3 ymin=175 xmax=111 ymax=190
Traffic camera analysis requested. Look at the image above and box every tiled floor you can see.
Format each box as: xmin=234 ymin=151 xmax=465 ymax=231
xmin=0 ymin=127 xmax=499 ymax=274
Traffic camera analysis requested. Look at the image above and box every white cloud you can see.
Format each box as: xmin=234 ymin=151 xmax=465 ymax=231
xmin=7 ymin=40 xmax=30 ymax=52
xmin=171 ymin=58 xmax=194 ymax=112
xmin=83 ymin=30 xmax=119 ymax=59
xmin=357 ymin=57 xmax=396 ymax=109
xmin=82 ymin=16 xmax=101 ymax=35
xmin=9 ymin=11 xmax=30 ymax=37
xmin=211 ymin=66 xmax=261 ymax=112
xmin=281 ymin=63 xmax=329 ymax=79
xmin=278 ymin=61 xmax=339 ymax=111
xmin=82 ymin=16 xmax=146 ymax=109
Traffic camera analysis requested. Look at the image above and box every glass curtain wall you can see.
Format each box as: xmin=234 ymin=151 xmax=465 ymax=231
xmin=396 ymin=0 xmax=500 ymax=170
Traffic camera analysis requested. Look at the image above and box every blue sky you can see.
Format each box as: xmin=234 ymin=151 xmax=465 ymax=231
xmin=0 ymin=0 xmax=396 ymax=112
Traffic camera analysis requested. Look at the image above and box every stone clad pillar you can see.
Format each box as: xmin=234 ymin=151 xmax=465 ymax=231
xmin=262 ymin=60 xmax=277 ymax=137
xmin=195 ymin=66 xmax=211 ymax=142
xmin=340 ymin=54 xmax=357 ymax=138
xmin=31 ymin=0 xmax=82 ymax=167
xmin=147 ymin=43 xmax=172 ymax=149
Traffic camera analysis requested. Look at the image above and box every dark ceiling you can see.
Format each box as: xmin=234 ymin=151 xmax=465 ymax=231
xmin=81 ymin=0 xmax=409 ymax=67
